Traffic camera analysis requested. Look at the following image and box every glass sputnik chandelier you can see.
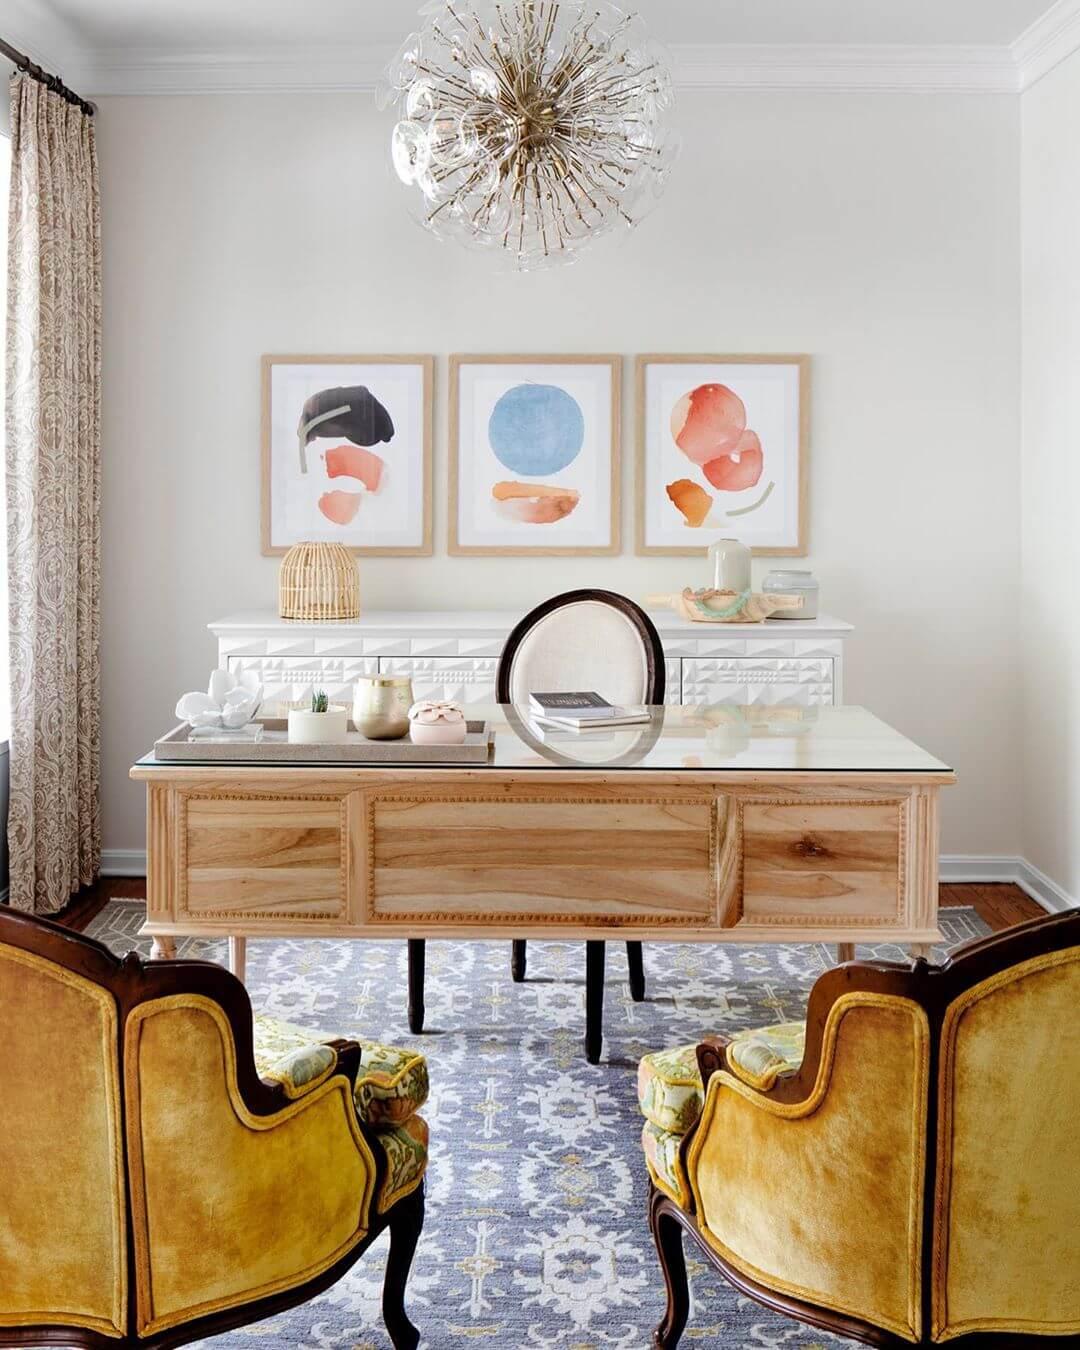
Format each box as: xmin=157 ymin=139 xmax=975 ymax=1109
xmin=379 ymin=1 xmax=678 ymax=270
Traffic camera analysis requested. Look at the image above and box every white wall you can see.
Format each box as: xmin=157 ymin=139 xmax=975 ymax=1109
xmin=96 ymin=91 xmax=1021 ymax=856
xmin=1020 ymin=55 xmax=1080 ymax=901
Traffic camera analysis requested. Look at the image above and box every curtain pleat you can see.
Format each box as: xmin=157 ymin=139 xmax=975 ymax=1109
xmin=5 ymin=74 xmax=102 ymax=913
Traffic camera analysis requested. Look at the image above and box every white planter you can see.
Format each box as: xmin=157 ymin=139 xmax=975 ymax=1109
xmin=287 ymin=708 xmax=349 ymax=744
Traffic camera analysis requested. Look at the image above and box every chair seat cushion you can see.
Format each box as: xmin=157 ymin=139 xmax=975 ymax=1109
xmin=253 ymin=1015 xmax=429 ymax=1126
xmin=637 ymin=1021 xmax=806 ymax=1133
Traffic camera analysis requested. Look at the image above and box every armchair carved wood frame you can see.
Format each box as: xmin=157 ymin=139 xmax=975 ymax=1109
xmin=0 ymin=908 xmax=424 ymax=1350
xmin=648 ymin=908 xmax=1080 ymax=1350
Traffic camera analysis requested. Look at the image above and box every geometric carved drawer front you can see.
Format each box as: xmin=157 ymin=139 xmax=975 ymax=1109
xmin=739 ymin=798 xmax=903 ymax=926
xmin=367 ymin=792 xmax=717 ymax=926
xmin=379 ymin=657 xmax=500 ymax=706
xmin=178 ymin=794 xmax=348 ymax=920
xmin=682 ymin=657 xmax=835 ymax=708
xmin=226 ymin=656 xmax=379 ymax=713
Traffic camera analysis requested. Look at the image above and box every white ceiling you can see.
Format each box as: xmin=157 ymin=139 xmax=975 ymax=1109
xmin=29 ymin=0 xmax=1057 ymax=51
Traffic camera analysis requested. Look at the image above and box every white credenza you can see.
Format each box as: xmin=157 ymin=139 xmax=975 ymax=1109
xmin=210 ymin=610 xmax=852 ymax=709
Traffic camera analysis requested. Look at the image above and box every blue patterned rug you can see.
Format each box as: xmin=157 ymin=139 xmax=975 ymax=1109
xmin=88 ymin=902 xmax=988 ymax=1349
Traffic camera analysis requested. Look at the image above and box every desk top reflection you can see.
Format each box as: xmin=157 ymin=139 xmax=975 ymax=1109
xmin=136 ymin=705 xmax=953 ymax=777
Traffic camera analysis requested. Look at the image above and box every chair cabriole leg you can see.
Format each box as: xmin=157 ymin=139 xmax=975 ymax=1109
xmin=382 ymin=1184 xmax=424 ymax=1350
xmin=648 ymin=1185 xmax=690 ymax=1349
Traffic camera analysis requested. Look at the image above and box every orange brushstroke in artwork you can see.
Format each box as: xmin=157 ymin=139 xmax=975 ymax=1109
xmin=323 ymin=444 xmax=385 ymax=492
xmin=318 ymin=490 xmax=363 ymax=525
xmin=702 ymin=430 xmax=764 ymax=491
xmin=665 ymin=478 xmax=713 ymax=527
xmin=670 ymin=383 xmax=746 ymax=464
xmin=491 ymin=480 xmax=580 ymax=524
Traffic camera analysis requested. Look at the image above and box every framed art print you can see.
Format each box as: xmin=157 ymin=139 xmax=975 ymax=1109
xmin=636 ymin=354 xmax=808 ymax=555
xmin=450 ymin=354 xmax=620 ymax=555
xmin=261 ymin=354 xmax=433 ymax=555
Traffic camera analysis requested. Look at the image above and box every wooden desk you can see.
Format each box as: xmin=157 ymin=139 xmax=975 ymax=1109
xmin=132 ymin=705 xmax=954 ymax=1036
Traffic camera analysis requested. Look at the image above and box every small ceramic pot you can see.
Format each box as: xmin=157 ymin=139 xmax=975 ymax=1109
xmin=408 ymin=700 xmax=468 ymax=745
xmin=287 ymin=708 xmax=349 ymax=744
xmin=762 ymin=569 xmax=819 ymax=619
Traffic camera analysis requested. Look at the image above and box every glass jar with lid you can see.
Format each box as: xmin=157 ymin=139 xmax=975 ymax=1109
xmin=761 ymin=569 xmax=819 ymax=619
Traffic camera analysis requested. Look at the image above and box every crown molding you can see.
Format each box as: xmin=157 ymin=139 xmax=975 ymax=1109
xmin=60 ymin=40 xmax=1021 ymax=99
xmin=1013 ymin=0 xmax=1080 ymax=89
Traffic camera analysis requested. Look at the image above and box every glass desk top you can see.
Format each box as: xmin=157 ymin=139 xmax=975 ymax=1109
xmin=136 ymin=705 xmax=952 ymax=775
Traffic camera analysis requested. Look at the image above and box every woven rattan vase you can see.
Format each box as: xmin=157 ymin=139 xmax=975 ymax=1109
xmin=279 ymin=542 xmax=360 ymax=621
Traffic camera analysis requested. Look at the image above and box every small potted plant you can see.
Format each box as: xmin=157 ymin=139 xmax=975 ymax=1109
xmin=287 ymin=689 xmax=349 ymax=744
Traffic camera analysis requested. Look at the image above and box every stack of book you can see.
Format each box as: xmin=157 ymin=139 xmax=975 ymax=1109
xmin=527 ymin=691 xmax=651 ymax=732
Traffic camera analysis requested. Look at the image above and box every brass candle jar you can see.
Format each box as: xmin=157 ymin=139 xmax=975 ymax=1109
xmin=352 ymin=675 xmax=413 ymax=740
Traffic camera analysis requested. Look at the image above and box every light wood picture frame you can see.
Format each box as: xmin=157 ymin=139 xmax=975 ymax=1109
xmin=261 ymin=354 xmax=433 ymax=556
xmin=636 ymin=353 xmax=809 ymax=556
xmin=449 ymin=353 xmax=621 ymax=556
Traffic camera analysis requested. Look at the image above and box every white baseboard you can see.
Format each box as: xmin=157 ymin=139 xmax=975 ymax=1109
xmin=101 ymin=848 xmax=150 ymax=877
xmin=103 ymin=847 xmax=1077 ymax=912
xmin=940 ymin=855 xmax=1076 ymax=912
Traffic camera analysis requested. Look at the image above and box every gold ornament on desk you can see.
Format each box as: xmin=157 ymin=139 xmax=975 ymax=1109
xmin=278 ymin=541 xmax=360 ymax=620
xmin=647 ymin=587 xmax=804 ymax=624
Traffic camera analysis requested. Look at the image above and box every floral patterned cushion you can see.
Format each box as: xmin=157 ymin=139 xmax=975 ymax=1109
xmin=641 ymin=1121 xmax=690 ymax=1206
xmin=637 ymin=1022 xmax=806 ymax=1134
xmin=253 ymin=1015 xmax=429 ymax=1125
xmin=374 ymin=1114 xmax=428 ymax=1213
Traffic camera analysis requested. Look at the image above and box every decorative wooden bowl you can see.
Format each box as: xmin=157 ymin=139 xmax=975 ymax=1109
xmin=647 ymin=588 xmax=805 ymax=623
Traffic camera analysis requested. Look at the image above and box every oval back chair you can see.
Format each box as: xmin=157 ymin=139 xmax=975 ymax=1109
xmin=406 ymin=590 xmax=665 ymax=1063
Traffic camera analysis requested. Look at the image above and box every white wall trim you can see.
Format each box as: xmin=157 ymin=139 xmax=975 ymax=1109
xmin=939 ymin=854 xmax=1076 ymax=912
xmin=1014 ymin=0 xmax=1080 ymax=90
xmin=53 ymin=40 xmax=1022 ymax=99
xmin=102 ymin=848 xmax=1076 ymax=911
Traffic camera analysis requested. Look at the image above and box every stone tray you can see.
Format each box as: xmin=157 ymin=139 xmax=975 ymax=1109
xmin=154 ymin=718 xmax=493 ymax=764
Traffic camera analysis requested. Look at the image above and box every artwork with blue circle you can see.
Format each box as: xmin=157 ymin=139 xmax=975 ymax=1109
xmin=488 ymin=382 xmax=585 ymax=477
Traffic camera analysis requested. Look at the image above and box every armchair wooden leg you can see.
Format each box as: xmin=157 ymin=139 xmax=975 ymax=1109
xmin=407 ymin=940 xmax=426 ymax=1034
xmin=648 ymin=1186 xmax=690 ymax=1350
xmin=585 ymin=940 xmax=605 ymax=1064
xmin=382 ymin=1184 xmax=424 ymax=1350
xmin=627 ymin=940 xmax=646 ymax=1002
xmin=511 ymin=939 xmax=527 ymax=982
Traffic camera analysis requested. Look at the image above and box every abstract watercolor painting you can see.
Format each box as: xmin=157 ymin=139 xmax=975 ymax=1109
xmin=450 ymin=355 xmax=620 ymax=555
xmin=261 ymin=355 xmax=433 ymax=555
xmin=636 ymin=354 xmax=808 ymax=555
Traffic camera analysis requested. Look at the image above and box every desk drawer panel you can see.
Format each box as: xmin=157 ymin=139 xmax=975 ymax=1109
xmin=179 ymin=795 xmax=347 ymax=920
xmin=368 ymin=792 xmax=717 ymax=924
xmin=740 ymin=799 xmax=903 ymax=925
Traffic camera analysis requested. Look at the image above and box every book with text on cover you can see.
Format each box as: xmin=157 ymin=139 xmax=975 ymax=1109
xmin=528 ymin=691 xmax=615 ymax=719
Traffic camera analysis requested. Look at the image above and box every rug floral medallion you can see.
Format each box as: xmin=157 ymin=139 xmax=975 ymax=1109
xmin=88 ymin=902 xmax=988 ymax=1350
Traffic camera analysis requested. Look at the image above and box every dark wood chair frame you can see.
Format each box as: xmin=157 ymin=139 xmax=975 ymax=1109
xmin=647 ymin=906 xmax=1080 ymax=1350
xmin=0 ymin=907 xmax=424 ymax=1350
xmin=406 ymin=589 xmax=666 ymax=1064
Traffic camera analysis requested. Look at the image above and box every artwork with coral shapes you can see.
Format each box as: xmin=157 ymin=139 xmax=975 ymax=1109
xmin=451 ymin=355 xmax=620 ymax=555
xmin=262 ymin=355 xmax=433 ymax=555
xmin=637 ymin=355 xmax=808 ymax=555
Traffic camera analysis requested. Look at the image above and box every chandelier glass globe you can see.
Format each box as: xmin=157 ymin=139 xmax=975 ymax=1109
xmin=379 ymin=1 xmax=679 ymax=270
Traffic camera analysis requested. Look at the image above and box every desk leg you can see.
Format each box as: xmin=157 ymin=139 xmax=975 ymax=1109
xmin=836 ymin=943 xmax=855 ymax=964
xmin=585 ymin=941 xmax=605 ymax=1065
xmin=150 ymin=935 xmax=177 ymax=961
xmin=910 ymin=943 xmax=935 ymax=962
xmin=229 ymin=937 xmax=247 ymax=983
xmin=408 ymin=939 xmax=426 ymax=1034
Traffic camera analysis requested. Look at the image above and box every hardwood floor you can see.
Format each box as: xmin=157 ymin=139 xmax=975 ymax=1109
xmin=49 ymin=878 xmax=1045 ymax=935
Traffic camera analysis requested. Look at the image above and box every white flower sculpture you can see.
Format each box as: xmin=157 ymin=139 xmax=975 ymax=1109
xmin=176 ymin=670 xmax=264 ymax=730
xmin=408 ymin=699 xmax=466 ymax=725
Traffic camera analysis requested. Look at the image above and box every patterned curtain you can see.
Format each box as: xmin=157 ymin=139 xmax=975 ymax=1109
xmin=5 ymin=74 xmax=101 ymax=913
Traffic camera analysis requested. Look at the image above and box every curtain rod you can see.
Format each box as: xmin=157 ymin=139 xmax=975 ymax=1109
xmin=0 ymin=35 xmax=94 ymax=116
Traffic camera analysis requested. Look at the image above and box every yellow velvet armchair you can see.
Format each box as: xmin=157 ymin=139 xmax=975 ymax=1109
xmin=638 ymin=909 xmax=1080 ymax=1348
xmin=0 ymin=906 xmax=427 ymax=1349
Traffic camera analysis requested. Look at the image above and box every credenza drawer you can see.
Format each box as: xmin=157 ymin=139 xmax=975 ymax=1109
xmin=681 ymin=657 xmax=835 ymax=707
xmin=738 ymin=798 xmax=904 ymax=926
